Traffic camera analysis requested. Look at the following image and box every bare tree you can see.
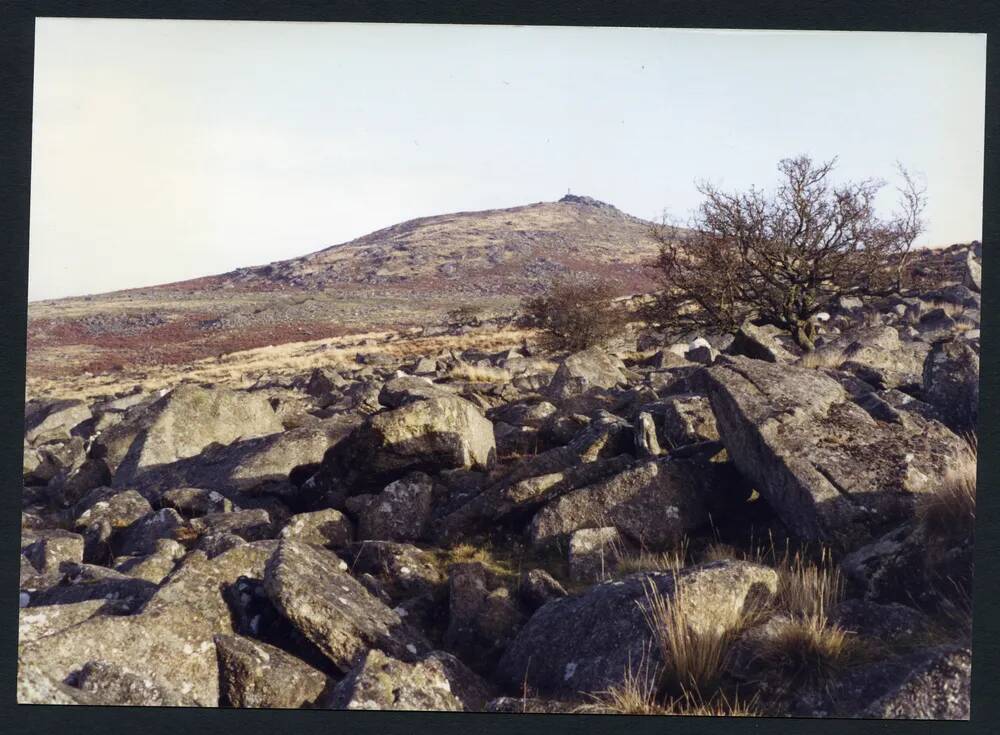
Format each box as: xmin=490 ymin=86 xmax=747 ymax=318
xmin=523 ymin=278 xmax=625 ymax=351
xmin=648 ymin=156 xmax=926 ymax=350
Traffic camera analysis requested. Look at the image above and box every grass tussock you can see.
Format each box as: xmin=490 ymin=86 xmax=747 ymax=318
xmin=641 ymin=575 xmax=749 ymax=696
xmin=612 ymin=537 xmax=688 ymax=578
xmin=663 ymin=689 xmax=761 ymax=717
xmin=584 ymin=537 xmax=862 ymax=716
xmin=916 ymin=440 xmax=977 ymax=541
xmin=447 ymin=363 xmax=512 ymax=383
xmin=754 ymin=614 xmax=851 ymax=683
xmin=774 ymin=548 xmax=844 ymax=621
xmin=930 ymin=301 xmax=968 ymax=319
xmin=753 ymin=548 xmax=854 ymax=683
xmin=576 ymin=657 xmax=761 ymax=717
xmin=797 ymin=347 xmax=845 ymax=370
xmin=437 ymin=542 xmax=517 ymax=577
xmin=435 ymin=537 xmax=574 ymax=590
xmin=575 ymin=656 xmax=665 ymax=715
xmin=699 ymin=542 xmax=740 ymax=564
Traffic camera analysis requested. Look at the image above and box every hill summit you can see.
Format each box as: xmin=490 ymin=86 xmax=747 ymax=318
xmin=205 ymin=195 xmax=661 ymax=297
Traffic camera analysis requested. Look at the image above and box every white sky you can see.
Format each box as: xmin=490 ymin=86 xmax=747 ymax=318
xmin=29 ymin=19 xmax=986 ymax=302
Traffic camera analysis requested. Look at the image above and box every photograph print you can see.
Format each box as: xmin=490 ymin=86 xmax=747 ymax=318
xmin=18 ymin=19 xmax=985 ymax=720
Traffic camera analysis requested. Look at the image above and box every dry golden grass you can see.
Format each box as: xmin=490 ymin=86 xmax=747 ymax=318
xmin=612 ymin=537 xmax=689 ymax=578
xmin=931 ymin=301 xmax=969 ymax=319
xmin=917 ymin=441 xmax=977 ymax=541
xmin=641 ymin=574 xmax=750 ymax=696
xmin=747 ymin=547 xmax=854 ymax=683
xmin=753 ymin=614 xmax=851 ymax=684
xmin=577 ymin=657 xmax=760 ymax=717
xmin=436 ymin=542 xmax=517 ymax=577
xmin=774 ymin=548 xmax=844 ymax=621
xmin=663 ymin=689 xmax=761 ymax=717
xmin=699 ymin=542 xmax=740 ymax=564
xmin=575 ymin=656 xmax=665 ymax=715
xmin=447 ymin=363 xmax=512 ymax=383
xmin=27 ymin=327 xmax=536 ymax=401
xmin=797 ymin=347 xmax=845 ymax=370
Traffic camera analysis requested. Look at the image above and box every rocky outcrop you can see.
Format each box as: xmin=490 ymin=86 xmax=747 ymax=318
xmin=568 ymin=527 xmax=621 ymax=583
xmin=379 ymin=375 xmax=455 ymax=408
xmin=327 ymin=649 xmax=489 ymax=711
xmin=25 ymin=398 xmax=92 ymax=444
xmin=815 ymin=326 xmax=929 ymax=391
xmin=18 ymin=600 xmax=107 ymax=645
xmin=72 ymin=660 xmax=196 ymax=706
xmin=322 ymin=396 xmax=496 ymax=491
xmin=700 ymin=355 xmax=968 ymax=546
xmin=922 ymin=339 xmax=979 ymax=433
xmin=18 ymin=542 xmax=277 ymax=706
xmin=125 ymin=422 xmax=357 ymax=495
xmin=444 ymin=562 xmax=524 ymax=674
xmin=19 ymin=238 xmax=981 ymax=716
xmin=279 ymin=509 xmax=354 ymax=549
xmin=658 ymin=393 xmax=719 ymax=447
xmin=433 ymin=454 xmax=633 ymax=542
xmin=215 ymin=634 xmax=330 ymax=708
xmin=346 ymin=472 xmax=435 ymax=542
xmin=528 ymin=458 xmax=723 ymax=549
xmin=497 ymin=561 xmax=777 ymax=697
xmin=92 ymin=385 xmax=284 ymax=485
xmin=794 ymin=645 xmax=971 ymax=719
xmin=548 ymin=349 xmax=626 ymax=399
xmin=729 ymin=321 xmax=797 ymax=363
xmin=262 ymin=540 xmax=430 ymax=672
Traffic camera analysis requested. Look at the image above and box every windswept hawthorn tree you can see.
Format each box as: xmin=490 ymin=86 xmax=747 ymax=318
xmin=648 ymin=156 xmax=925 ymax=350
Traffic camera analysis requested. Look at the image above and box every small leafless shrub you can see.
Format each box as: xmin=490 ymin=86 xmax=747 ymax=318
xmin=447 ymin=304 xmax=485 ymax=327
xmin=522 ymin=278 xmax=627 ymax=351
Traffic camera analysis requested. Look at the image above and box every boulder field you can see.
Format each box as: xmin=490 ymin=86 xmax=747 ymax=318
xmin=18 ymin=243 xmax=979 ymax=717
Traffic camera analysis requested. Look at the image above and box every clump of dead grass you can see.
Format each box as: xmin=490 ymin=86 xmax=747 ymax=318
xmin=917 ymin=439 xmax=977 ymax=541
xmin=576 ymin=654 xmax=761 ymax=717
xmin=437 ymin=542 xmax=516 ymax=577
xmin=752 ymin=548 xmax=853 ymax=683
xmin=574 ymin=655 xmax=664 ymax=715
xmin=774 ymin=548 xmax=844 ymax=620
xmin=662 ymin=688 xmax=761 ymax=717
xmin=755 ymin=613 xmax=851 ymax=684
xmin=931 ymin=300 xmax=969 ymax=319
xmin=797 ymin=347 xmax=845 ymax=370
xmin=611 ymin=537 xmax=688 ymax=578
xmin=447 ymin=363 xmax=512 ymax=383
xmin=641 ymin=573 xmax=750 ymax=696
xmin=699 ymin=542 xmax=740 ymax=564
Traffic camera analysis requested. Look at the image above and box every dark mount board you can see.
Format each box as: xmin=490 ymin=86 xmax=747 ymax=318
xmin=0 ymin=2 xmax=996 ymax=735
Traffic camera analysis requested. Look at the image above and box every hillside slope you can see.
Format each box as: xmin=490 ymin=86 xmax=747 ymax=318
xmin=27 ymin=195 xmax=663 ymax=379
xmin=184 ymin=194 xmax=662 ymax=296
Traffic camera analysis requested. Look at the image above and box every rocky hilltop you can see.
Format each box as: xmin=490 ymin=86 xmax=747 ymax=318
xmin=19 ymin=235 xmax=980 ymax=717
xmin=27 ymin=195 xmax=664 ymax=382
xmin=215 ymin=194 xmax=661 ymax=295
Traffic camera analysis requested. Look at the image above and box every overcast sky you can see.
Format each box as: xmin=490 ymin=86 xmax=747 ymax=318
xmin=29 ymin=20 xmax=986 ymax=302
